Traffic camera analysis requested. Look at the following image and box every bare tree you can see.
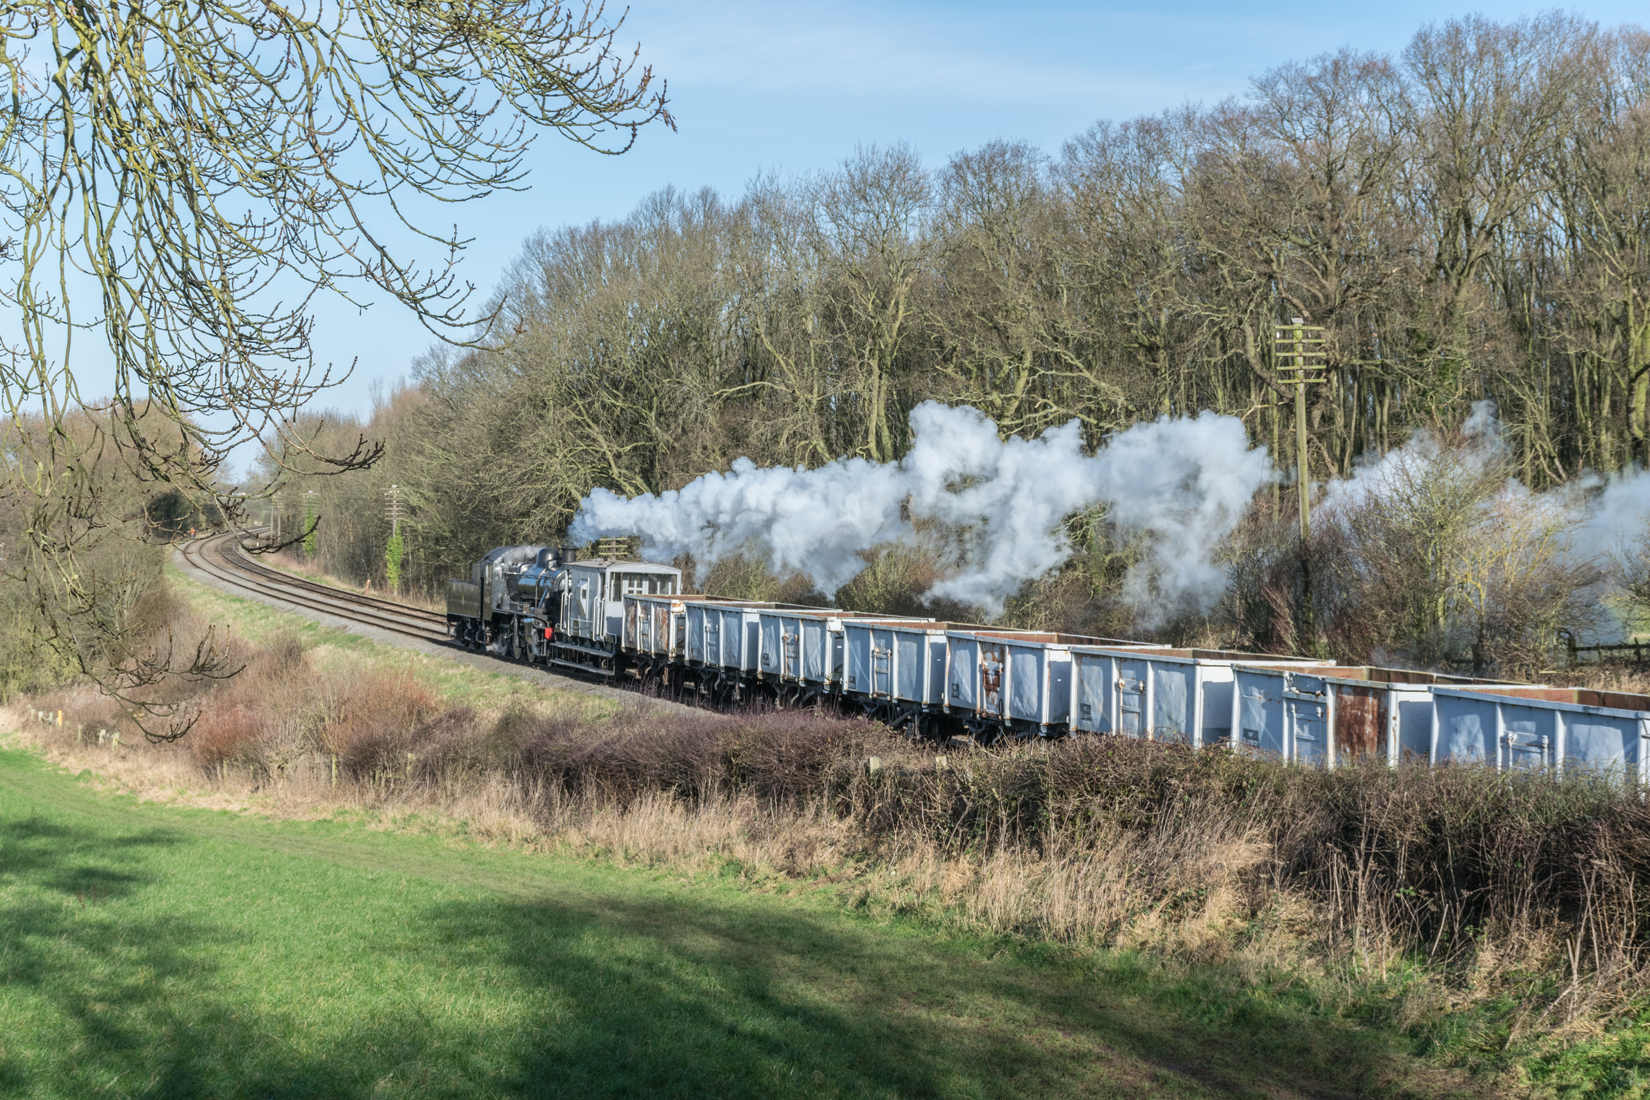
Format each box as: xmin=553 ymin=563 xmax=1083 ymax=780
xmin=0 ymin=0 xmax=670 ymax=728
xmin=1400 ymin=13 xmax=1594 ymax=402
xmin=932 ymin=140 xmax=1128 ymax=438
xmin=807 ymin=144 xmax=934 ymax=462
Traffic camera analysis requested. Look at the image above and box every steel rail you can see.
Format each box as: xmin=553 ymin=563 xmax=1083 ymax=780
xmin=180 ymin=533 xmax=448 ymax=642
xmin=219 ymin=537 xmax=447 ymax=626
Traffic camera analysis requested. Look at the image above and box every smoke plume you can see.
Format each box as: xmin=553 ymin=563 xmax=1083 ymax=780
xmin=569 ymin=402 xmax=1275 ymax=616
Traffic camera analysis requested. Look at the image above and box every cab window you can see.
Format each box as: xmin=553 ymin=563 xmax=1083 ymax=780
xmin=618 ymin=573 xmax=677 ymax=596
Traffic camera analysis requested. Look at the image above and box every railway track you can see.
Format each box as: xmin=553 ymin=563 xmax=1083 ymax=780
xmin=179 ymin=531 xmax=450 ymax=643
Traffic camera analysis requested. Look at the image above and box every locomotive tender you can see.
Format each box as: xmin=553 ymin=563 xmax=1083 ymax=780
xmin=446 ymin=544 xmax=1650 ymax=779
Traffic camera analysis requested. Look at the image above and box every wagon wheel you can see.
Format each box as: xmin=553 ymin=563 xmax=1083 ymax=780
xmin=751 ymin=683 xmax=779 ymax=711
xmin=867 ymin=701 xmax=902 ymax=729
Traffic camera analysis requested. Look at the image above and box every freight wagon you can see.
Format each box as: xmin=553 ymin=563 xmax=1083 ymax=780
xmin=1069 ymin=647 xmax=1333 ymax=748
xmin=1430 ymin=684 xmax=1650 ymax=779
xmin=1227 ymin=665 xmax=1520 ymax=766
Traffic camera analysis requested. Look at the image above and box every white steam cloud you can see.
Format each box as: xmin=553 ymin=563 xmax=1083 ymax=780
xmin=1318 ymin=399 xmax=1511 ymax=516
xmin=569 ymin=402 xmax=1275 ymax=616
xmin=1315 ymin=400 xmax=1650 ymax=641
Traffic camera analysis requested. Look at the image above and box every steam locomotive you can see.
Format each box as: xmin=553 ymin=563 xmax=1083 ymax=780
xmin=445 ymin=543 xmax=680 ymax=676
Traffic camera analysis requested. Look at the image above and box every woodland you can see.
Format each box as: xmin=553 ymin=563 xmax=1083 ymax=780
xmin=271 ymin=14 xmax=1650 ymax=678
xmin=9 ymin=15 xmax=1650 ymax=1077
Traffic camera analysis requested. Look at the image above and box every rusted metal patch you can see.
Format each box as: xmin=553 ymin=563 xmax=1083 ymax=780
xmin=1335 ymin=686 xmax=1385 ymax=759
xmin=979 ymin=643 xmax=1004 ymax=716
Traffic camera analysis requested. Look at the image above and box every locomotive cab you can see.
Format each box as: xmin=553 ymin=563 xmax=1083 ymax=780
xmin=562 ymin=560 xmax=679 ymax=645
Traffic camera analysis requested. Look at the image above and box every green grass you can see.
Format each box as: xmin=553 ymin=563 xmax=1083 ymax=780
xmin=0 ymin=745 xmax=1496 ymax=1099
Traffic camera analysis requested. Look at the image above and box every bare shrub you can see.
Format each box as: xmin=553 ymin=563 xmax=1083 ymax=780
xmin=112 ymin=581 xmax=183 ymax=662
xmin=321 ymin=668 xmax=441 ymax=778
xmin=404 ymin=707 xmax=487 ymax=778
xmin=1613 ymin=517 xmax=1650 ymax=610
xmin=1309 ymin=424 xmax=1603 ymax=676
xmin=692 ymin=551 xmax=784 ymax=601
xmin=1556 ymin=661 xmax=1650 ymax=694
xmin=505 ymin=706 xmax=876 ymax=808
xmin=1000 ymin=566 xmax=1138 ymax=639
xmin=191 ymin=701 xmax=271 ymax=768
xmin=836 ymin=542 xmax=976 ymax=620
xmin=185 ymin=631 xmax=313 ymax=771
xmin=729 ymin=708 xmax=870 ymax=805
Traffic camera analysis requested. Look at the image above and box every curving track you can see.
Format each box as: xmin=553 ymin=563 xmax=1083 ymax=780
xmin=179 ymin=531 xmax=450 ymax=642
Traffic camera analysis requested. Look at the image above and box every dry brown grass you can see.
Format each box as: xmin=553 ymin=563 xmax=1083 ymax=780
xmin=1550 ymin=659 xmax=1650 ymax=694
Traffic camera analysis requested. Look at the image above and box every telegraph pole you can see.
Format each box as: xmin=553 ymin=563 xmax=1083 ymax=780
xmin=1275 ymin=319 xmax=1327 ymax=543
xmin=1275 ymin=319 xmax=1327 ymax=644
xmin=383 ymin=485 xmax=406 ymax=593
xmin=384 ymin=484 xmax=403 ymax=536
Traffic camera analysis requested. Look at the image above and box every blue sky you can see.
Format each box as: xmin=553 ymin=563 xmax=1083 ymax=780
xmin=282 ymin=2 xmax=1650 ymax=424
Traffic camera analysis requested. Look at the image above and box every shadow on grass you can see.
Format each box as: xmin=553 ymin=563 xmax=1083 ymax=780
xmin=420 ymin=892 xmax=1468 ymax=1100
xmin=0 ymin=813 xmax=379 ymax=1099
xmin=0 ymin=807 xmax=1475 ymax=1099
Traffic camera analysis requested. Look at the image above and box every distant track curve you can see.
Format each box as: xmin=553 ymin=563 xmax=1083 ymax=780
xmin=179 ymin=531 xmax=449 ymax=643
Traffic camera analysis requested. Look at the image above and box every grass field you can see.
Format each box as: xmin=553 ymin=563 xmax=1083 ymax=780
xmin=0 ymin=744 xmax=1497 ymax=1100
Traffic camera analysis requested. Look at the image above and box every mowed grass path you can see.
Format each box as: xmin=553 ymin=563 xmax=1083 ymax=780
xmin=0 ymin=747 xmax=1476 ymax=1099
